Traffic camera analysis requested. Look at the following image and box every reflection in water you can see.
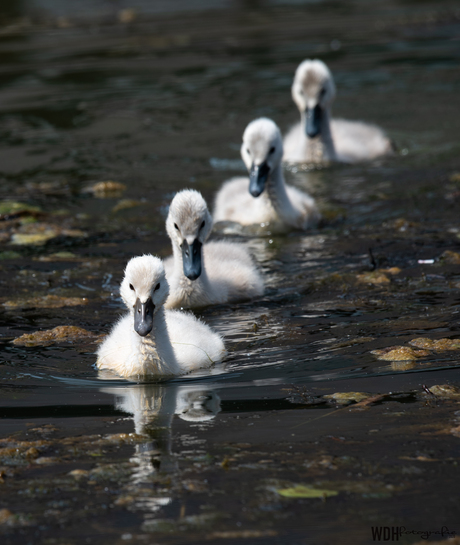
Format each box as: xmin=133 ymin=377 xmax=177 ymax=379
xmin=101 ymin=383 xmax=221 ymax=506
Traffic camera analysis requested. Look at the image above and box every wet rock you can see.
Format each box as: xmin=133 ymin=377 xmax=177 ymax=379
xmin=82 ymin=181 xmax=126 ymax=198
xmin=12 ymin=325 xmax=101 ymax=347
xmin=409 ymin=338 xmax=460 ymax=351
xmin=324 ymin=392 xmax=371 ymax=406
xmin=371 ymin=346 xmax=430 ymax=361
xmin=425 ymin=384 xmax=460 ymax=399
xmin=4 ymin=294 xmax=88 ymax=310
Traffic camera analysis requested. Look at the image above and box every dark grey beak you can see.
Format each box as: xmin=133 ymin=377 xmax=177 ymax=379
xmin=181 ymin=238 xmax=202 ymax=280
xmin=305 ymin=104 xmax=322 ymax=138
xmin=134 ymin=297 xmax=154 ymax=337
xmin=249 ymin=161 xmax=270 ymax=197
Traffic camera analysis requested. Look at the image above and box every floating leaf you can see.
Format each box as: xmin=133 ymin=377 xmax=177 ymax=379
xmin=112 ymin=199 xmax=142 ymax=214
xmin=10 ymin=231 xmax=58 ymax=245
xmin=371 ymin=346 xmax=430 ymax=361
xmin=356 ymin=271 xmax=391 ymax=285
xmin=409 ymin=337 xmax=460 ymax=351
xmin=389 ymin=218 xmax=418 ymax=231
xmin=426 ymin=384 xmax=460 ymax=399
xmin=0 ymin=251 xmax=21 ymax=260
xmin=83 ymin=181 xmax=126 ymax=198
xmin=68 ymin=469 xmax=90 ymax=480
xmin=277 ymin=485 xmax=338 ymax=499
xmin=0 ymin=201 xmax=41 ymax=215
xmin=440 ymin=250 xmax=460 ymax=265
xmin=324 ymin=392 xmax=370 ymax=406
xmin=0 ymin=509 xmax=14 ymax=524
xmin=13 ymin=325 xmax=101 ymax=347
xmin=118 ymin=8 xmax=136 ymax=23
xmin=36 ymin=251 xmax=78 ymax=262
xmin=4 ymin=295 xmax=88 ymax=310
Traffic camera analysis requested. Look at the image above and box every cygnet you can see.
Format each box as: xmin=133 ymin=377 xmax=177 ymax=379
xmin=96 ymin=254 xmax=226 ymax=379
xmin=163 ymin=189 xmax=264 ymax=309
xmin=283 ymin=59 xmax=393 ymax=164
xmin=213 ymin=117 xmax=320 ymax=230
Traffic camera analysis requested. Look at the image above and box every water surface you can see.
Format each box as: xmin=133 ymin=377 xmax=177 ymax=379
xmin=0 ymin=1 xmax=460 ymax=543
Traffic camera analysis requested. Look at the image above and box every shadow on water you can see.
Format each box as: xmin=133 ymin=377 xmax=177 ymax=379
xmin=0 ymin=0 xmax=460 ymax=543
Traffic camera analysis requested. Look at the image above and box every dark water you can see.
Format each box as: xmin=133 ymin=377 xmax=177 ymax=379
xmin=1 ymin=1 xmax=460 ymax=543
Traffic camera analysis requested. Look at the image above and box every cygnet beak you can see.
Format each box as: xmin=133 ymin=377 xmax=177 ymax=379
xmin=181 ymin=238 xmax=202 ymax=280
xmin=249 ymin=161 xmax=270 ymax=197
xmin=305 ymin=104 xmax=322 ymax=138
xmin=134 ymin=297 xmax=154 ymax=337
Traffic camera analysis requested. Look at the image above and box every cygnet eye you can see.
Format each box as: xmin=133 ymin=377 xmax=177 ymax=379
xmin=129 ymin=283 xmax=134 ymax=291
xmin=200 ymin=220 xmax=205 ymax=229
xmin=269 ymin=146 xmax=275 ymax=154
xmin=319 ymin=87 xmax=326 ymax=98
xmin=154 ymin=283 xmax=160 ymax=291
xmin=174 ymin=223 xmax=179 ymax=231
xmin=246 ymin=148 xmax=251 ymax=155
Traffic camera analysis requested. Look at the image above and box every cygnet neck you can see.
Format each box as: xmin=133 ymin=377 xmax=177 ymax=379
xmin=135 ymin=306 xmax=176 ymax=374
xmin=264 ymin=163 xmax=299 ymax=228
xmin=300 ymin=106 xmax=336 ymax=162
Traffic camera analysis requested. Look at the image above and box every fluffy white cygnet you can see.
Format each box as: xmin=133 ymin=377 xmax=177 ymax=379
xmin=163 ymin=189 xmax=264 ymax=309
xmin=213 ymin=117 xmax=320 ymax=230
xmin=96 ymin=254 xmax=226 ymax=379
xmin=283 ymin=59 xmax=393 ymax=164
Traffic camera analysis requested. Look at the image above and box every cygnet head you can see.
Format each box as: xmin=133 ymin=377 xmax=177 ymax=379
xmin=240 ymin=118 xmax=283 ymax=198
xmin=291 ymin=59 xmax=336 ymax=138
xmin=166 ymin=189 xmax=212 ymax=281
xmin=120 ymin=255 xmax=169 ymax=337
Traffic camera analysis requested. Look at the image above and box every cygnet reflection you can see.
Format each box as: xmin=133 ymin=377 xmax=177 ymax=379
xmin=101 ymin=383 xmax=221 ymax=481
